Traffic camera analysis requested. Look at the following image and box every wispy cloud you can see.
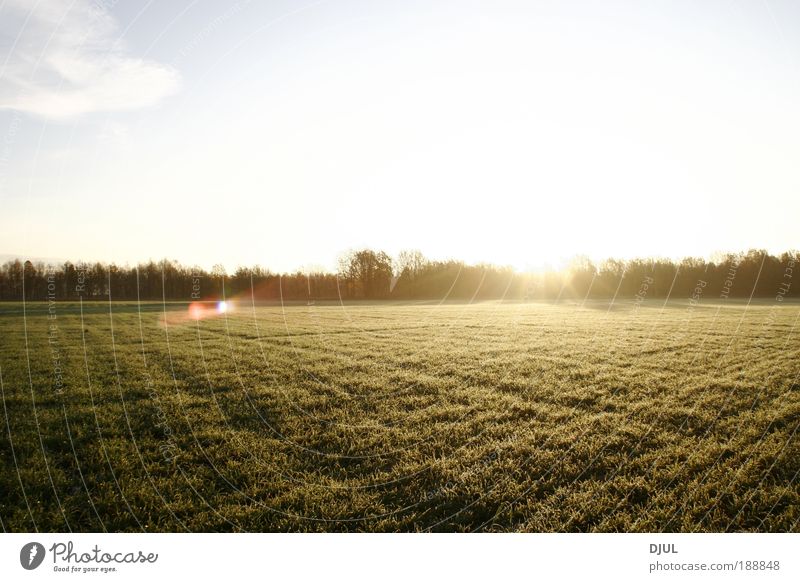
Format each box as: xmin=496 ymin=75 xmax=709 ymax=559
xmin=0 ymin=0 xmax=179 ymax=120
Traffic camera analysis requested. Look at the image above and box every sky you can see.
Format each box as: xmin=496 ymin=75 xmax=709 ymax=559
xmin=1 ymin=0 xmax=799 ymax=273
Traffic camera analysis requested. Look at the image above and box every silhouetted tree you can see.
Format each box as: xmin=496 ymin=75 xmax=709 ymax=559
xmin=339 ymin=249 xmax=393 ymax=299
xmin=0 ymin=249 xmax=797 ymax=302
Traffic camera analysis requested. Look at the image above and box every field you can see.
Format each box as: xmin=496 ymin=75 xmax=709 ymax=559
xmin=0 ymin=299 xmax=798 ymax=532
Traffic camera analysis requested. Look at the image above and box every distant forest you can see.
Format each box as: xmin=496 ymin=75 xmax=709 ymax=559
xmin=0 ymin=248 xmax=796 ymax=302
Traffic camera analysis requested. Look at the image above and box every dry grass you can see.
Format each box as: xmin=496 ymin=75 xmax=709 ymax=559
xmin=0 ymin=299 xmax=798 ymax=531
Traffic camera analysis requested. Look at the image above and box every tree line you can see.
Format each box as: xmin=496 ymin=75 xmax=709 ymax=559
xmin=0 ymin=248 xmax=796 ymax=302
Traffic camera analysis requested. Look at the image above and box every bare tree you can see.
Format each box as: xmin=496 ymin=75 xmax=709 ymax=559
xmin=339 ymin=249 xmax=393 ymax=299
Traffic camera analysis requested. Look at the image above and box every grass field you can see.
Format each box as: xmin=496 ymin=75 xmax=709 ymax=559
xmin=0 ymin=299 xmax=798 ymax=532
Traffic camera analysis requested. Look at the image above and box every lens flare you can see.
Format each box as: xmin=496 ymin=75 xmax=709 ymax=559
xmin=189 ymin=302 xmax=204 ymax=320
xmin=173 ymin=300 xmax=234 ymax=327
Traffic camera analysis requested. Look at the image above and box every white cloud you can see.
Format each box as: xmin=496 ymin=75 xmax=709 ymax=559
xmin=0 ymin=0 xmax=179 ymax=119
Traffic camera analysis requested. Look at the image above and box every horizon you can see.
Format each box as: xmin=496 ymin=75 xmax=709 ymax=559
xmin=0 ymin=245 xmax=796 ymax=276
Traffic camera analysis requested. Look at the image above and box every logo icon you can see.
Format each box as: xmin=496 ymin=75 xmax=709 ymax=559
xmin=20 ymin=542 xmax=46 ymax=570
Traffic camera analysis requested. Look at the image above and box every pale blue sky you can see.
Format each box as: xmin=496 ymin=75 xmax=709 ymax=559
xmin=1 ymin=0 xmax=799 ymax=272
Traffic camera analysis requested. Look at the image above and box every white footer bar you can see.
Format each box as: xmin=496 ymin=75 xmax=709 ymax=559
xmin=1 ymin=533 xmax=797 ymax=581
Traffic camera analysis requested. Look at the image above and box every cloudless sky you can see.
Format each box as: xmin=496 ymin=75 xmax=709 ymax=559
xmin=1 ymin=0 xmax=799 ymax=272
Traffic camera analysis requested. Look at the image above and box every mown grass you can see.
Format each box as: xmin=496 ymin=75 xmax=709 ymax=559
xmin=0 ymin=299 xmax=798 ymax=532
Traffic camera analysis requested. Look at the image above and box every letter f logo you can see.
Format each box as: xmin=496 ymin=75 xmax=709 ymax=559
xmin=20 ymin=542 xmax=46 ymax=570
